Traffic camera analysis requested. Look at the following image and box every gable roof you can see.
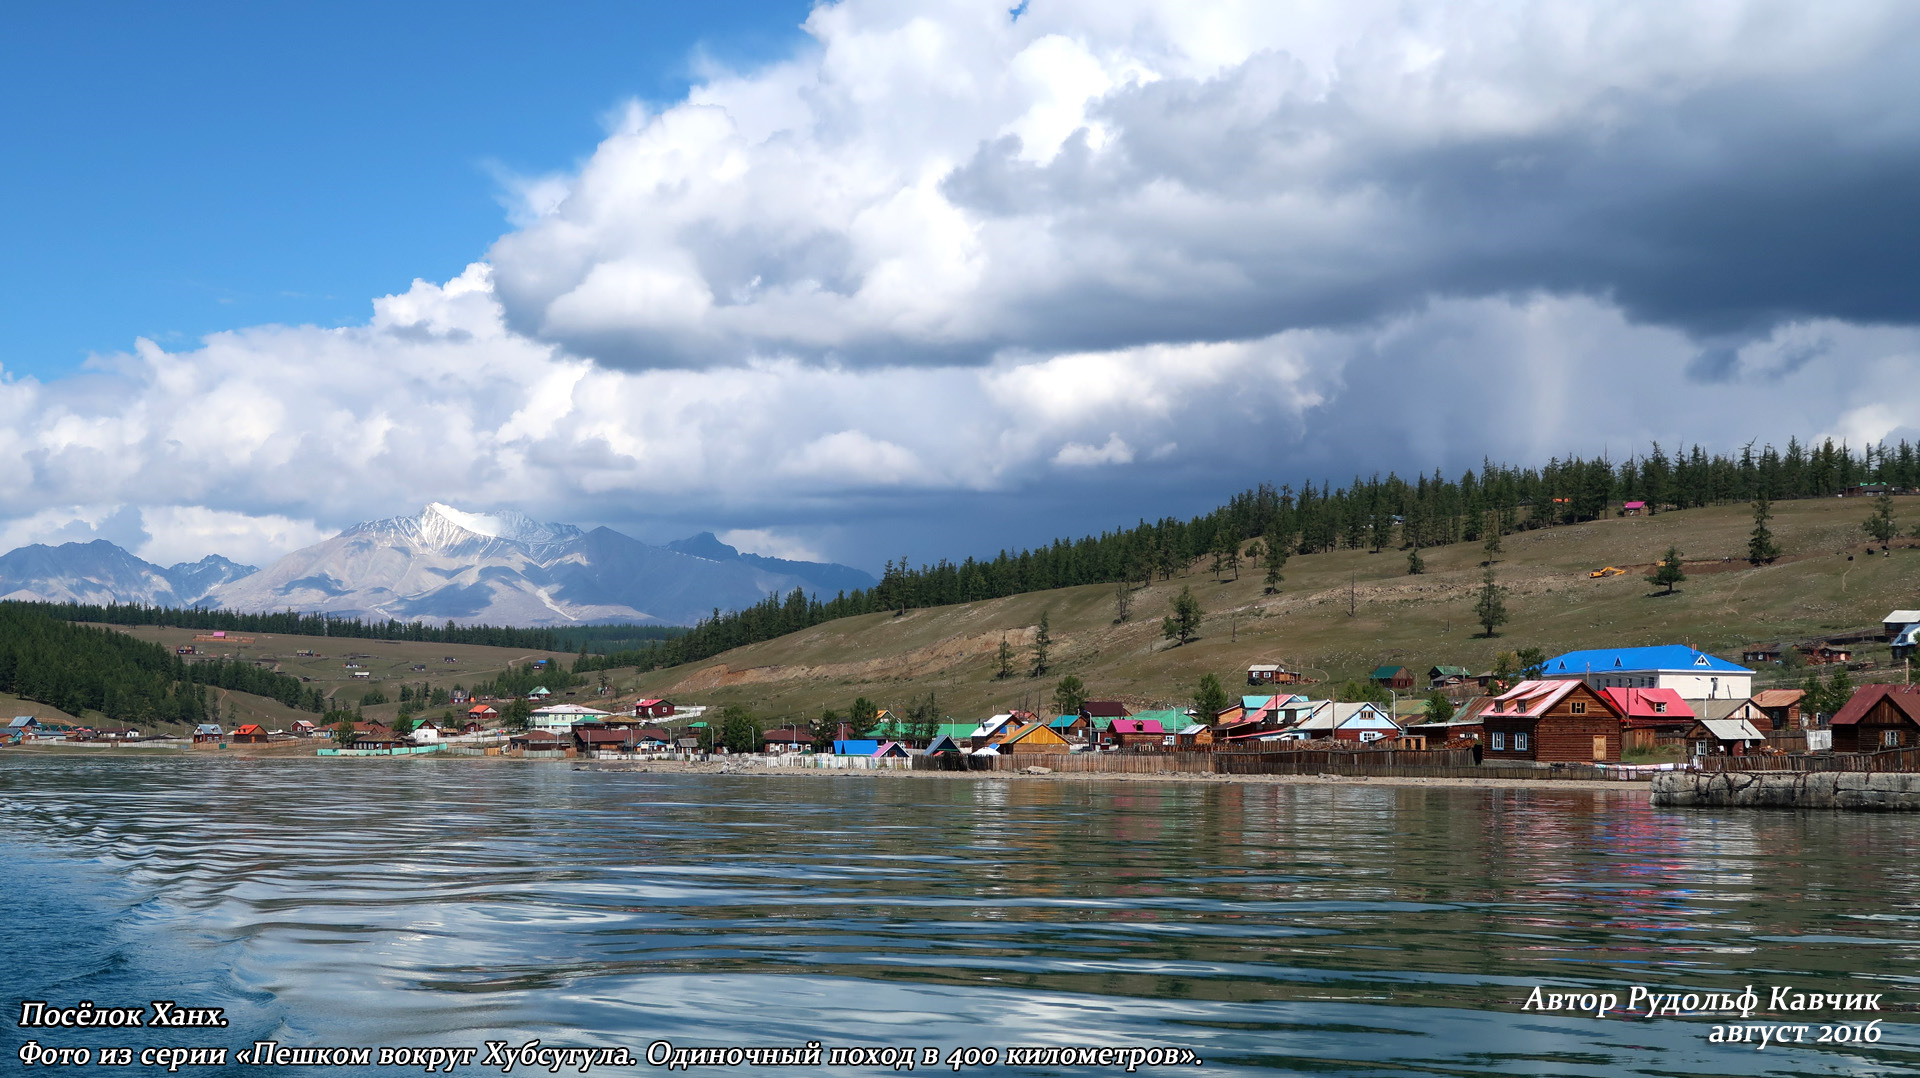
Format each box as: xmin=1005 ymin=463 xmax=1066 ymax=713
xmin=1696 ymin=717 xmax=1766 ymax=741
xmin=1000 ymin=721 xmax=1068 ymax=745
xmin=1109 ymin=718 xmax=1166 ymax=735
xmin=925 ymin=734 xmax=963 ymax=755
xmin=1485 ymin=679 xmax=1623 ymax=718
xmin=1750 ymin=689 xmax=1805 ymax=708
xmin=1081 ymin=700 xmax=1131 ymax=718
xmin=1885 ymin=610 xmax=1920 ymax=624
xmin=1599 ymin=687 xmax=1695 ymax=724
xmin=1370 ymin=665 xmax=1408 ymax=679
xmin=234 ymin=724 xmax=267 ymax=736
xmin=1542 ymin=646 xmax=1751 ymax=676
xmin=1831 ymin=684 xmax=1920 ymax=727
xmin=1428 ymin=665 xmax=1471 ymax=678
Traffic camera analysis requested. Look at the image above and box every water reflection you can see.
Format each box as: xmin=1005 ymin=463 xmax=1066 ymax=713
xmin=1 ymin=756 xmax=1916 ymax=1076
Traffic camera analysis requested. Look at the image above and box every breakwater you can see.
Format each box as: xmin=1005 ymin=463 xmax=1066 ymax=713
xmin=1653 ymin=769 xmax=1920 ymax=810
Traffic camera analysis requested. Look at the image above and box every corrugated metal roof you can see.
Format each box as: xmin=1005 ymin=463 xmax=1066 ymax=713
xmin=1698 ymin=718 xmax=1765 ymax=741
xmin=1544 ymin=646 xmax=1750 ymax=676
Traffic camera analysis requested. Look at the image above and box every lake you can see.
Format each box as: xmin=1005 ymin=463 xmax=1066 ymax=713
xmin=2 ymin=755 xmax=1917 ymax=1075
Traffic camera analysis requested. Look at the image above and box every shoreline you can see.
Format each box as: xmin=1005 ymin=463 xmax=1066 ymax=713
xmin=4 ymin=742 xmax=1646 ymax=791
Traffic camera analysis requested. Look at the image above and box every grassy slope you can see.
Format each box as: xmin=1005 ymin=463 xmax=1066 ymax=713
xmin=609 ymin=496 xmax=1920 ymax=726
xmin=92 ymin=626 xmax=576 ymax=733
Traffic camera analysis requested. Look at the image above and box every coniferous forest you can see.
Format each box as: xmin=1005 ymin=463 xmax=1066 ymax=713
xmin=0 ymin=605 xmax=314 ymax=724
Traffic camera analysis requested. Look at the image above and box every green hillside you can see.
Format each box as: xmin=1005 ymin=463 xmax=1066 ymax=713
xmin=615 ymin=496 xmax=1918 ymax=725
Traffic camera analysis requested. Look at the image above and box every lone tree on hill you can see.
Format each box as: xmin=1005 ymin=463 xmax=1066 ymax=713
xmin=1162 ymin=586 xmax=1203 ymax=646
xmin=1112 ymin=579 xmax=1133 ymax=623
xmin=1866 ymin=490 xmax=1898 ymax=549
xmin=1051 ymin=675 xmax=1087 ymax=716
xmin=1651 ymin=546 xmax=1687 ymax=595
xmin=994 ymin=635 xmax=1015 ymax=679
xmin=1223 ymin=535 xmax=1241 ymax=581
xmin=1482 ymin=512 xmax=1503 ymax=565
xmin=1263 ymin=544 xmax=1288 ymax=594
xmin=1748 ymin=492 xmax=1782 ymax=565
xmin=1192 ymin=673 xmax=1230 ymax=724
xmin=1030 ymin=612 xmax=1053 ymax=676
xmin=1474 ymin=567 xmax=1509 ymax=638
xmin=1406 ymin=545 xmax=1425 ymax=575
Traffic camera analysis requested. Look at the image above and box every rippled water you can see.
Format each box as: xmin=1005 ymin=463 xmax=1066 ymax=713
xmin=4 ymin=755 xmax=1920 ymax=1076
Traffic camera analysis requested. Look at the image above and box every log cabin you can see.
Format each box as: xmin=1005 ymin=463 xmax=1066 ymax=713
xmin=1480 ymin=680 xmax=1625 ymax=764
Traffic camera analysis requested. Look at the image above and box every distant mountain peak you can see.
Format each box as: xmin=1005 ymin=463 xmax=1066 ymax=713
xmin=665 ymin=531 xmax=741 ymax=561
xmin=420 ymin=502 xmax=575 ymax=545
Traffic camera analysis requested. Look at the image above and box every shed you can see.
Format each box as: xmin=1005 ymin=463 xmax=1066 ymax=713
xmin=872 ymin=741 xmax=910 ymax=758
xmin=1622 ymin=500 xmax=1647 ymax=515
xmin=232 ymin=724 xmax=269 ymax=744
xmin=924 ymin=734 xmax=964 ymax=757
xmin=1748 ymin=689 xmax=1805 ymax=732
xmin=1684 ymin=717 xmax=1768 ymax=756
xmin=1246 ymin=663 xmax=1301 ymax=685
xmin=633 ymin=698 xmax=676 ymax=719
xmin=834 ymin=739 xmax=882 ymax=756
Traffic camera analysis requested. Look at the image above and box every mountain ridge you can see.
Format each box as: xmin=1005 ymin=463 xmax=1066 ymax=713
xmin=0 ymin=506 xmax=875 ymax=627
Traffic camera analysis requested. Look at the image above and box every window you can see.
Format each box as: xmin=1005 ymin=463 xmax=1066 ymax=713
xmin=1654 ymin=702 xmax=1667 ymax=714
xmin=1887 ymin=730 xmax=1904 ymax=748
xmin=1570 ymin=701 xmax=1586 ymax=715
xmin=1491 ymin=732 xmax=1506 ymax=750
xmin=1515 ymin=733 xmax=1529 ymax=751
xmin=1359 ymin=731 xmax=1383 ymax=742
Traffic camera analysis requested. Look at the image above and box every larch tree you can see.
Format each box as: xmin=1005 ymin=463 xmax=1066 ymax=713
xmin=1474 ymin=567 xmax=1509 ymax=638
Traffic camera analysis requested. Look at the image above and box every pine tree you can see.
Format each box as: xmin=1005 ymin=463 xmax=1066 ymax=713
xmin=1263 ymin=545 xmax=1288 ymax=595
xmin=1162 ymin=586 xmax=1203 ymax=646
xmin=1030 ymin=612 xmax=1052 ymax=676
xmin=1051 ymin=675 xmax=1087 ymax=716
xmin=1866 ymin=490 xmax=1897 ymax=548
xmin=847 ymin=697 xmax=879 ymax=737
xmin=1406 ymin=546 xmax=1425 ymax=575
xmin=1652 ymin=546 xmax=1687 ymax=595
xmin=1474 ymin=567 xmax=1509 ymax=638
xmin=994 ymin=636 xmax=1015 ymax=680
xmin=1748 ymin=493 xmax=1781 ymax=565
xmin=1112 ymin=579 xmax=1133 ymax=623
xmin=1223 ymin=535 xmax=1241 ymax=581
xmin=1482 ymin=511 xmax=1503 ymax=565
xmin=1192 ymin=673 xmax=1229 ymax=723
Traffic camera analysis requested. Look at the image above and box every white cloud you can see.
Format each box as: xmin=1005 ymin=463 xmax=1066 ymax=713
xmin=718 ymin=528 xmax=827 ymax=563
xmin=9 ymin=1 xmax=1920 ymax=570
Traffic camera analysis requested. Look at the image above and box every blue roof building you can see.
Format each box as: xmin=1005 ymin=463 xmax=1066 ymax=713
xmin=1541 ymin=646 xmax=1754 ymax=700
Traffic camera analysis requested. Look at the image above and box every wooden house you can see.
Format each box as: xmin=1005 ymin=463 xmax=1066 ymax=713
xmin=572 ymin=725 xmax=634 ymax=755
xmin=526 ymin=686 xmax=552 ymax=700
xmin=1741 ymin=646 xmax=1783 ymax=664
xmin=1246 ymin=663 xmax=1302 ymax=685
xmin=1479 ymin=680 xmax=1625 ymax=763
xmin=1287 ymin=702 xmax=1400 ymax=743
xmin=192 ymin=723 xmax=224 ymax=744
xmin=997 ymin=721 xmax=1071 ymax=754
xmin=466 ymin=704 xmax=499 ymax=724
xmin=1047 ymin=714 xmax=1090 ymax=741
xmin=1883 ymin=610 xmax=1920 ymax=641
xmin=1173 ymin=724 xmax=1215 ymax=750
xmin=1800 ymin=643 xmax=1853 ymax=666
xmin=1427 ymin=665 xmax=1471 ymax=689
xmin=1109 ymin=717 xmax=1170 ymax=750
xmin=232 ymin=723 xmax=269 ymax=744
xmin=633 ymin=698 xmax=676 ymax=719
xmin=349 ymin=723 xmax=401 ymax=750
xmin=1370 ymin=666 xmax=1415 ymax=691
xmin=1748 ymin=689 xmax=1805 ymax=732
xmin=1081 ymin=701 xmax=1132 ymax=722
xmin=1622 ymin=500 xmax=1647 ymax=516
xmin=1830 ymin=685 xmax=1920 ymax=752
xmin=291 ymin=719 xmax=317 ymax=737
xmin=761 ymin=728 xmax=810 ymax=753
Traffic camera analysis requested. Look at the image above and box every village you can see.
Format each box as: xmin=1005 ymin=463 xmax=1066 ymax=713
xmin=20 ymin=608 xmax=1920 ymax=782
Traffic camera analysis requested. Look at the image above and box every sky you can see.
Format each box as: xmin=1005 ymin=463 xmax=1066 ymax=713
xmin=5 ymin=0 xmax=1920 ymax=573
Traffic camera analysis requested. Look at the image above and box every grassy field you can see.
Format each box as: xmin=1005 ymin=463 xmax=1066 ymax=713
xmin=599 ymin=495 xmax=1920 ymax=727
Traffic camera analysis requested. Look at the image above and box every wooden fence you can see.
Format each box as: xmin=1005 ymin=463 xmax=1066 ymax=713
xmin=1697 ymin=746 xmax=1920 ymax=773
xmin=905 ymin=746 xmax=1655 ymax=781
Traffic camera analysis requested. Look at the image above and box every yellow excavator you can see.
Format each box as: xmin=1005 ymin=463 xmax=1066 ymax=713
xmin=1588 ymin=566 xmax=1626 ymax=578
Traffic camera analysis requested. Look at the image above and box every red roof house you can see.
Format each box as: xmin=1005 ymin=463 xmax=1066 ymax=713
xmin=1830 ymin=685 xmax=1920 ymax=753
xmin=1599 ymin=687 xmax=1695 ymax=750
xmin=1481 ymin=680 xmax=1626 ymax=763
xmin=232 ymin=723 xmax=269 ymax=744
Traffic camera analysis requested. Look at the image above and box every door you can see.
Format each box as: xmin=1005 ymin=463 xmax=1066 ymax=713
xmin=1592 ymin=735 xmax=1608 ymax=761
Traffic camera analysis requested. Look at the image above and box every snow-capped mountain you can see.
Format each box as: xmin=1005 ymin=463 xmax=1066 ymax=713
xmin=0 ymin=541 xmax=256 ymax=606
xmin=200 ymin=503 xmax=874 ymax=626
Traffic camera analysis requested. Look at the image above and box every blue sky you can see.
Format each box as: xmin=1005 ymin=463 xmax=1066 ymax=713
xmin=3 ymin=1 xmax=1919 ymax=574
xmin=0 ymin=1 xmax=810 ymax=379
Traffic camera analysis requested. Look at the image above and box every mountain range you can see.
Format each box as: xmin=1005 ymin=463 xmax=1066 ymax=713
xmin=0 ymin=503 xmax=876 ymax=626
